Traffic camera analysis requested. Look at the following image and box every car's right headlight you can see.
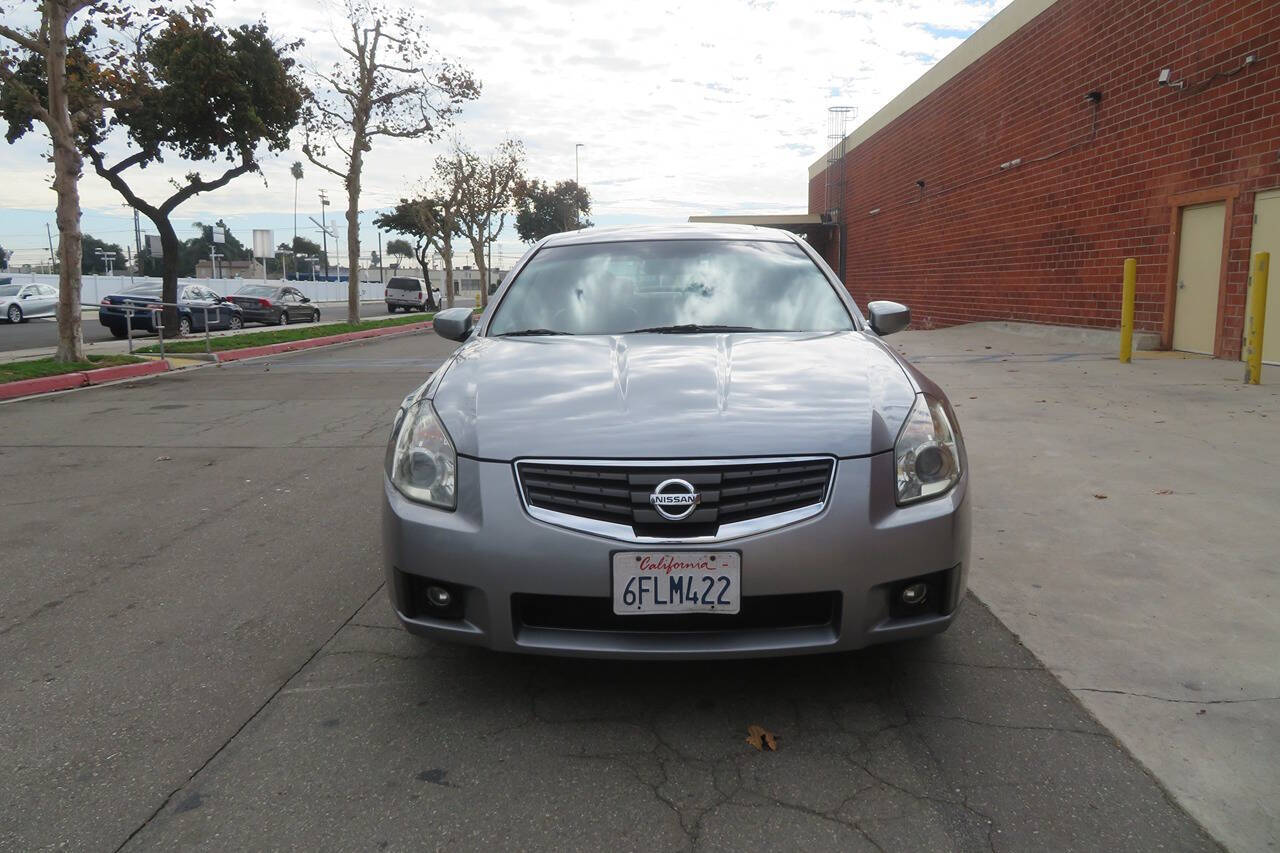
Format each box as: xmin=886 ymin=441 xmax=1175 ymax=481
xmin=894 ymin=394 xmax=962 ymax=505
xmin=388 ymin=399 xmax=457 ymax=510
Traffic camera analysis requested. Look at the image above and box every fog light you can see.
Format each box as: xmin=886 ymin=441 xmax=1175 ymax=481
xmin=425 ymin=585 xmax=453 ymax=608
xmin=901 ymin=583 xmax=929 ymax=606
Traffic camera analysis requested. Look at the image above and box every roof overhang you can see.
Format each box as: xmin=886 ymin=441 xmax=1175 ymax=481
xmin=686 ymin=213 xmax=834 ymax=237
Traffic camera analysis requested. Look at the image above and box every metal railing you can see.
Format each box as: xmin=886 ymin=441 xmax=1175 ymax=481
xmin=88 ymin=300 xmax=231 ymax=358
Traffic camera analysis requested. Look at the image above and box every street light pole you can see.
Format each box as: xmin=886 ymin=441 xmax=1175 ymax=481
xmin=319 ymin=189 xmax=330 ymax=276
xmin=575 ymin=143 xmax=584 ymax=229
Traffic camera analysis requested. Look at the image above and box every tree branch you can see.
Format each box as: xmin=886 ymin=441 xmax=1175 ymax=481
xmin=159 ymin=155 xmax=259 ymax=215
xmin=86 ymin=145 xmax=159 ymax=217
xmin=302 ymin=146 xmax=349 ymax=181
xmin=0 ymin=23 xmax=46 ymax=55
xmin=106 ymin=148 xmax=151 ymax=175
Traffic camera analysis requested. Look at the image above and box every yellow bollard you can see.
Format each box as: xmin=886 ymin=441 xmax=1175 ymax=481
xmin=1245 ymin=251 xmax=1269 ymax=385
xmin=1119 ymin=257 xmax=1137 ymax=364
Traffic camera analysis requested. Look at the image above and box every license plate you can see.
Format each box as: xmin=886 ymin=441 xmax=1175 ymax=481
xmin=612 ymin=552 xmax=740 ymax=615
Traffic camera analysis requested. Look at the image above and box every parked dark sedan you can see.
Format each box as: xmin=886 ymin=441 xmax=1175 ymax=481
xmin=99 ymin=282 xmax=244 ymax=338
xmin=227 ymin=284 xmax=320 ymax=326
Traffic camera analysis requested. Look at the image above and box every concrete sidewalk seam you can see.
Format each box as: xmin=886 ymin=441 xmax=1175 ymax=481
xmin=110 ymin=581 xmax=387 ymax=853
xmin=1073 ymin=687 xmax=1280 ymax=705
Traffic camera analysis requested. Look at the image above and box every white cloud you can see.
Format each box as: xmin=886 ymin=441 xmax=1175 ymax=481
xmin=0 ymin=0 xmax=1009 ymax=267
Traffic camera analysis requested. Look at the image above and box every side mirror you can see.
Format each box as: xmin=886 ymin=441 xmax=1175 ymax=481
xmin=300 ymin=296 xmax=311 ymax=303
xmin=867 ymin=300 xmax=910 ymax=336
xmin=433 ymin=306 xmax=475 ymax=342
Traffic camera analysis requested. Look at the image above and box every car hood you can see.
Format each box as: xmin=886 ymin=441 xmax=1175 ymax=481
xmin=429 ymin=332 xmax=918 ymax=461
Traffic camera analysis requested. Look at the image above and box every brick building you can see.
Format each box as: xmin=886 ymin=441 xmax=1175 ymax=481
xmin=807 ymin=0 xmax=1280 ymax=360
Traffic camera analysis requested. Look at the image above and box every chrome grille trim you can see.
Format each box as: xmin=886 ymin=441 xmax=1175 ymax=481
xmin=513 ymin=456 xmax=836 ymax=544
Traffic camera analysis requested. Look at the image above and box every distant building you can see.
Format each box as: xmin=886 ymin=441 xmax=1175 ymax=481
xmin=195 ymin=258 xmax=270 ymax=280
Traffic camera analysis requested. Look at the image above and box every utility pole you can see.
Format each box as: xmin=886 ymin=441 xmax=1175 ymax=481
xmin=133 ymin=208 xmax=143 ymax=257
xmin=377 ymin=231 xmax=384 ymax=283
xmin=45 ymin=223 xmax=56 ymax=272
xmin=319 ymin=189 xmax=331 ymax=276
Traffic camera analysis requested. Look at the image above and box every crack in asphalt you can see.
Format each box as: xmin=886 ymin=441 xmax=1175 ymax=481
xmin=111 ymin=582 xmax=387 ymax=853
xmin=1073 ymin=687 xmax=1280 ymax=705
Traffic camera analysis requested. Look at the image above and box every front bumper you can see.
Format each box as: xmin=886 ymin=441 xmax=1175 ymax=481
xmin=382 ymin=455 xmax=969 ymax=659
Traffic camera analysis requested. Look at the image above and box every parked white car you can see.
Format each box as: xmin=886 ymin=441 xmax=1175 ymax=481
xmin=1 ymin=283 xmax=58 ymax=323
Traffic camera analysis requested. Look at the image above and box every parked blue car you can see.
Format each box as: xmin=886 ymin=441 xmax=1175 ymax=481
xmin=99 ymin=282 xmax=244 ymax=338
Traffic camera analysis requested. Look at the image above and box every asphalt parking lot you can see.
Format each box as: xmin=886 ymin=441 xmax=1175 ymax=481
xmin=0 ymin=328 xmax=1226 ymax=851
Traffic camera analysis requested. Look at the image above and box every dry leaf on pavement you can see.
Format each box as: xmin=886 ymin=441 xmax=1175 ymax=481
xmin=745 ymin=725 xmax=778 ymax=751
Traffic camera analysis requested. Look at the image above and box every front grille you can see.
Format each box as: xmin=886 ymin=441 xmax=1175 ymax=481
xmin=516 ymin=458 xmax=834 ymax=538
xmin=512 ymin=591 xmax=840 ymax=633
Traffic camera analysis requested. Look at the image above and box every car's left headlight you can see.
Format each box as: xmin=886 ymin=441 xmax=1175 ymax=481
xmin=894 ymin=394 xmax=962 ymax=505
xmin=388 ymin=399 xmax=457 ymax=510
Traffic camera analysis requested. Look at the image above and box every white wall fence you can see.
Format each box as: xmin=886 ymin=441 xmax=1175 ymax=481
xmin=5 ymin=273 xmax=385 ymax=304
xmin=3 ymin=271 xmax=500 ymax=304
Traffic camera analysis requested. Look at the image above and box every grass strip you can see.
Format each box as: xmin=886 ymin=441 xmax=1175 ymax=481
xmin=136 ymin=312 xmax=433 ymax=354
xmin=0 ymin=354 xmax=146 ymax=384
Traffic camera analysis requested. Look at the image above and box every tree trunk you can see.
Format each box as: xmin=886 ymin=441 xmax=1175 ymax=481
xmin=345 ymin=149 xmax=362 ymax=324
xmin=442 ymin=240 xmax=454 ymax=309
xmin=416 ymin=247 xmax=437 ymax=312
xmin=47 ymin=1 xmax=85 ymax=363
xmin=155 ymin=216 xmax=181 ymax=335
xmin=470 ymin=237 xmax=488 ymax=309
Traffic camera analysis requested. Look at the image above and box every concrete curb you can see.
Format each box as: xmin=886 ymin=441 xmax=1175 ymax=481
xmin=210 ymin=320 xmax=433 ymax=363
xmin=0 ymin=359 xmax=170 ymax=401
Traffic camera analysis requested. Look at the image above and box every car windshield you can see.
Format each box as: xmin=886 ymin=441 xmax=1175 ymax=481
xmin=487 ymin=239 xmax=854 ymax=336
xmin=236 ymin=285 xmax=277 ymax=297
xmin=0 ymin=285 xmax=19 ymax=297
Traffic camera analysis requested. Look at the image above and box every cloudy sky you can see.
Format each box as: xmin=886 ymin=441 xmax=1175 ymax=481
xmin=0 ymin=0 xmax=1009 ymax=269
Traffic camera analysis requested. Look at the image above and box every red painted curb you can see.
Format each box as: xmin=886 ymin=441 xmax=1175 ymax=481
xmin=1 ymin=358 xmax=172 ymax=401
xmin=83 ymin=360 xmax=170 ymax=385
xmin=214 ymin=320 xmax=433 ymax=363
xmin=0 ymin=372 xmax=88 ymax=400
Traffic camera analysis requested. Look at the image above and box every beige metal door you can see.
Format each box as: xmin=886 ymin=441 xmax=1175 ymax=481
xmin=1247 ymin=189 xmax=1280 ymax=364
xmin=1172 ymin=202 xmax=1226 ymax=355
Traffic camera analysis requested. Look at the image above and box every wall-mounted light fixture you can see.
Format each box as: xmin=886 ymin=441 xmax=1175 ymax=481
xmin=1157 ymin=68 xmax=1185 ymax=90
xmin=868 ymin=208 xmax=881 ymax=216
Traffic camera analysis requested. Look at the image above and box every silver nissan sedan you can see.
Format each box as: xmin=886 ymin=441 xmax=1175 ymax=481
xmin=382 ymin=224 xmax=969 ymax=658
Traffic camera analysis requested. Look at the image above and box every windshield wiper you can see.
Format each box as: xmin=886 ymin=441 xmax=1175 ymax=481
xmin=496 ymin=328 xmax=573 ymax=337
xmin=625 ymin=324 xmax=781 ymax=334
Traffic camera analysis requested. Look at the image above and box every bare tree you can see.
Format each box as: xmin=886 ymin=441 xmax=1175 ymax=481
xmin=0 ymin=0 xmax=128 ymax=361
xmin=448 ymin=139 xmax=524 ymax=308
xmin=412 ymin=176 xmax=463 ymax=309
xmin=302 ymin=0 xmax=478 ymax=323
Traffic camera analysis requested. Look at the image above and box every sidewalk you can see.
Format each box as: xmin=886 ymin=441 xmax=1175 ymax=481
xmin=891 ymin=323 xmax=1279 ymax=852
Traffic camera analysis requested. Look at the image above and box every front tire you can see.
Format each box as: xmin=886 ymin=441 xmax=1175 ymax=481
xmin=278 ymin=310 xmax=289 ymax=326
xmin=312 ymin=309 xmax=320 ymax=322
xmin=7 ymin=304 xmax=22 ymax=324
xmin=110 ymin=326 xmax=128 ymax=339
xmin=228 ymin=315 xmax=244 ymax=330
xmin=178 ymin=316 xmax=192 ymax=336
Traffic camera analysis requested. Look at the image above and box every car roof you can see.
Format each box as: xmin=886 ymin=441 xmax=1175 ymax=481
xmin=540 ymin=222 xmax=799 ymax=248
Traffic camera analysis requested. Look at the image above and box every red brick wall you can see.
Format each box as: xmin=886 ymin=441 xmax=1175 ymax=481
xmin=808 ymin=0 xmax=1280 ymax=358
